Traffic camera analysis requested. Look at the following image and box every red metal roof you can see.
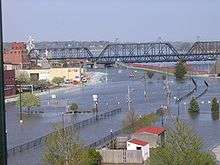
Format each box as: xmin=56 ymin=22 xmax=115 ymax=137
xmin=128 ymin=139 xmax=148 ymax=146
xmin=136 ymin=126 xmax=166 ymax=135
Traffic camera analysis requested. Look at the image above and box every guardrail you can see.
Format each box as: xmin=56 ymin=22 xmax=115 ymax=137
xmin=176 ymin=78 xmax=197 ymax=103
xmin=7 ymin=108 xmax=122 ymax=157
xmin=195 ymin=80 xmax=209 ymax=99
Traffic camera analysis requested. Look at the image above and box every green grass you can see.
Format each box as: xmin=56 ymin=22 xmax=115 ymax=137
xmin=123 ymin=113 xmax=160 ymax=134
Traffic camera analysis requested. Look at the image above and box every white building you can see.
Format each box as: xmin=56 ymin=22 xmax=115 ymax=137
xmin=127 ymin=138 xmax=150 ymax=161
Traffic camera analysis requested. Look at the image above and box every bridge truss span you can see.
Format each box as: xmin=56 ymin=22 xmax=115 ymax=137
xmin=97 ymin=42 xmax=179 ymax=63
xmin=188 ymin=41 xmax=220 ymax=55
xmin=29 ymin=47 xmax=93 ymax=60
xmin=28 ymin=41 xmax=220 ymax=64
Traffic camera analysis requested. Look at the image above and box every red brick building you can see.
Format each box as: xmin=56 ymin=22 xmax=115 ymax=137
xmin=4 ymin=70 xmax=16 ymax=97
xmin=4 ymin=42 xmax=30 ymax=69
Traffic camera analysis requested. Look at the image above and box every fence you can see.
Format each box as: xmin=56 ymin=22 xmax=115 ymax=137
xmin=99 ymin=149 xmax=143 ymax=164
xmin=7 ymin=108 xmax=122 ymax=157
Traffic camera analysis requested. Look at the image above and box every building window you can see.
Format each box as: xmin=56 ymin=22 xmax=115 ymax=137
xmin=136 ymin=147 xmax=141 ymax=150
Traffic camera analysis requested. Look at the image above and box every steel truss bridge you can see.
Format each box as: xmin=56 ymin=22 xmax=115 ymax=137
xmin=29 ymin=41 xmax=220 ymax=64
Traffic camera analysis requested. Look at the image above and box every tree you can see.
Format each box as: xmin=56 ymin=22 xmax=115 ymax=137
xmin=52 ymin=77 xmax=64 ymax=86
xmin=211 ymin=97 xmax=219 ymax=113
xmin=148 ymin=121 xmax=216 ymax=165
xmin=16 ymin=93 xmax=40 ymax=113
xmin=16 ymin=72 xmax=31 ymax=85
xmin=69 ymin=103 xmax=79 ymax=112
xmin=188 ymin=97 xmax=200 ymax=113
xmin=123 ymin=110 xmax=139 ymax=132
xmin=44 ymin=127 xmax=102 ymax=165
xmin=174 ymin=59 xmax=187 ymax=80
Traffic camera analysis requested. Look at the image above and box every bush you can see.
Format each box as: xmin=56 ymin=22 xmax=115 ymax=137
xmin=52 ymin=77 xmax=64 ymax=86
xmin=211 ymin=97 xmax=219 ymax=113
xmin=69 ymin=103 xmax=78 ymax=112
xmin=87 ymin=149 xmax=102 ymax=165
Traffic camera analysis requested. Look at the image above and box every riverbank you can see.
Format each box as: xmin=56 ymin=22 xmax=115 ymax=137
xmin=129 ymin=63 xmax=211 ymax=78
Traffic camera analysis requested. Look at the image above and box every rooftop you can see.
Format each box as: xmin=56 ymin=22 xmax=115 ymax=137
xmin=128 ymin=139 xmax=149 ymax=146
xmin=135 ymin=126 xmax=166 ymax=135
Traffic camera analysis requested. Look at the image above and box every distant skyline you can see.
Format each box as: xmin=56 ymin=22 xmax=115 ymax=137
xmin=2 ymin=0 xmax=220 ymax=42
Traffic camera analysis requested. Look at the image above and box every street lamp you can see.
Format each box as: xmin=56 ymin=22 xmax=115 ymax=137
xmin=92 ymin=94 xmax=99 ymax=113
xmin=183 ymin=102 xmax=187 ymax=111
xmin=0 ymin=0 xmax=7 ymax=164
xmin=19 ymin=84 xmax=23 ymax=124
xmin=174 ymin=96 xmax=180 ymax=120
xmin=110 ymin=129 xmax=114 ymax=149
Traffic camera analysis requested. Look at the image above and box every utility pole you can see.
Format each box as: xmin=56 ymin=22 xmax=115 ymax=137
xmin=105 ymin=67 xmax=108 ymax=84
xmin=127 ymin=86 xmax=132 ymax=111
xmin=144 ymin=73 xmax=147 ymax=100
xmin=0 ymin=0 xmax=7 ymax=164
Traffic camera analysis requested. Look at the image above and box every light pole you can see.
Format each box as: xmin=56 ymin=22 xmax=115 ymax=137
xmin=174 ymin=96 xmax=180 ymax=120
xmin=61 ymin=112 xmax=65 ymax=129
xmin=177 ymin=99 xmax=180 ymax=120
xmin=19 ymin=84 xmax=23 ymax=124
xmin=92 ymin=94 xmax=99 ymax=113
xmin=92 ymin=94 xmax=99 ymax=120
xmin=127 ymin=86 xmax=132 ymax=111
xmin=144 ymin=73 xmax=147 ymax=100
xmin=0 ymin=0 xmax=7 ymax=163
xmin=110 ymin=129 xmax=113 ymax=149
xmin=48 ymin=87 xmax=50 ymax=105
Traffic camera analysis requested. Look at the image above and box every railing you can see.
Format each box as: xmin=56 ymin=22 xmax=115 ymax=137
xmin=87 ymin=129 xmax=122 ymax=148
xmin=7 ymin=108 xmax=122 ymax=157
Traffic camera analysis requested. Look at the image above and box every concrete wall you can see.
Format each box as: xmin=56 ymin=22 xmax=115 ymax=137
xmin=99 ymin=149 xmax=143 ymax=164
xmin=131 ymin=133 xmax=161 ymax=148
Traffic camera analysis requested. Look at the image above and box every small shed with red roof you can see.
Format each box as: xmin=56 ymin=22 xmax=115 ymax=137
xmin=127 ymin=139 xmax=150 ymax=160
xmin=131 ymin=126 xmax=166 ymax=148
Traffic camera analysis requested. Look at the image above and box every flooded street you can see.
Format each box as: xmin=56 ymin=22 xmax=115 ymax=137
xmin=7 ymin=67 xmax=220 ymax=164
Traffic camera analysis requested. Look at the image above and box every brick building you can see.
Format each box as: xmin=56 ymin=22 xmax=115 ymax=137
xmin=4 ymin=70 xmax=16 ymax=97
xmin=3 ymin=42 xmax=30 ymax=69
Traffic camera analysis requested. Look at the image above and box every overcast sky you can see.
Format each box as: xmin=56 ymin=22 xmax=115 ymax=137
xmin=2 ymin=0 xmax=220 ymax=42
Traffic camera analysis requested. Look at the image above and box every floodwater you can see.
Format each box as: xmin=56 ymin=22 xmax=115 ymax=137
xmin=7 ymin=66 xmax=220 ymax=164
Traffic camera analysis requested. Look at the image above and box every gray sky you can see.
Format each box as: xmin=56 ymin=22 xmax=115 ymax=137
xmin=2 ymin=0 xmax=220 ymax=42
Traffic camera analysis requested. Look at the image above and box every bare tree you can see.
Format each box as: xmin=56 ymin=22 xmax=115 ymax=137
xmin=123 ymin=110 xmax=139 ymax=132
xmin=44 ymin=126 xmax=101 ymax=165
